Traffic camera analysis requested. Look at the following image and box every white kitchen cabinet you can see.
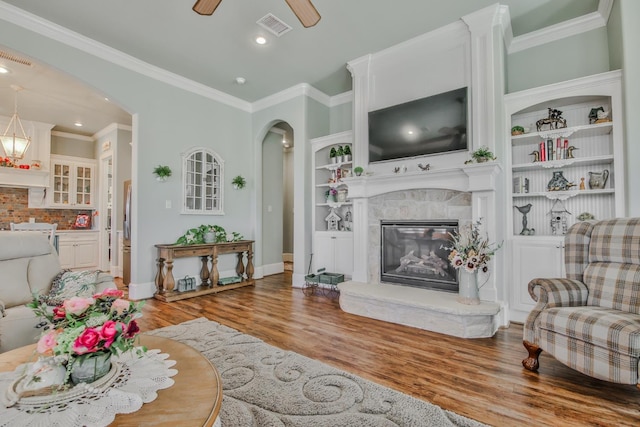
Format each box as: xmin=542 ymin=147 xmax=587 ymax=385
xmin=509 ymin=237 xmax=565 ymax=323
xmin=58 ymin=231 xmax=99 ymax=270
xmin=314 ymin=231 xmax=354 ymax=277
xmin=49 ymin=155 xmax=96 ymax=209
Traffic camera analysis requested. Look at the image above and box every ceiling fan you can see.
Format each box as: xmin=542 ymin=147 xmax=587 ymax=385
xmin=192 ymin=0 xmax=321 ymax=28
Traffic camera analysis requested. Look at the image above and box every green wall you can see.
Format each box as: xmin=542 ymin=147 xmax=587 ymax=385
xmin=0 ymin=20 xmax=253 ymax=286
xmin=506 ymin=27 xmax=610 ymax=93
xmin=261 ymin=130 xmax=284 ymax=266
xmin=330 ymin=101 xmax=353 ymax=134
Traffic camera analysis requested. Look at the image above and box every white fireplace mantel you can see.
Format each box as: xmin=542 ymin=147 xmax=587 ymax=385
xmin=345 ymin=162 xmax=502 ymax=199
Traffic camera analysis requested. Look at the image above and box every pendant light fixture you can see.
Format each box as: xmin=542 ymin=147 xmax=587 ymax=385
xmin=1 ymin=85 xmax=31 ymax=162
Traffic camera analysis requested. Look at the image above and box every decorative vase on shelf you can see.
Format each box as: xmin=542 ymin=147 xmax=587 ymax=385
xmin=326 ymin=195 xmax=337 ymax=204
xmin=70 ymin=352 xmax=112 ymax=384
xmin=588 ymin=169 xmax=609 ymax=189
xmin=457 ymin=270 xmax=480 ymax=305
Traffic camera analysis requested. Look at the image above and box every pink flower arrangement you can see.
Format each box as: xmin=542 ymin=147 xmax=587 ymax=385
xmin=29 ymin=288 xmax=144 ymax=380
xmin=444 ymin=219 xmax=502 ymax=274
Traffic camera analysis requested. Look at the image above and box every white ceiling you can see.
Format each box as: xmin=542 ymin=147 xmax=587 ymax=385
xmin=0 ymin=0 xmax=600 ymax=136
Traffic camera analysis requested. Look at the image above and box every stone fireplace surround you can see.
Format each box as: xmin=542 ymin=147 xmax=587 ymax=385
xmin=338 ymin=164 xmax=503 ymax=338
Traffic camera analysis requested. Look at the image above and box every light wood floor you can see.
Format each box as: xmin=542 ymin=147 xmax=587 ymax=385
xmin=120 ymin=273 xmax=640 ymax=427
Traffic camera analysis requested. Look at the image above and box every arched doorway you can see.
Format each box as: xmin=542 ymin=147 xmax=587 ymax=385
xmin=261 ymin=121 xmax=294 ymax=277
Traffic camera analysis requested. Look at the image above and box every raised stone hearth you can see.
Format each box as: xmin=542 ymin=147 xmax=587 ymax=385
xmin=338 ymin=281 xmax=501 ymax=338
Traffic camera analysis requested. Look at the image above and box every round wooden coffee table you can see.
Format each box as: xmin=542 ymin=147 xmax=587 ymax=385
xmin=0 ymin=335 xmax=222 ymax=426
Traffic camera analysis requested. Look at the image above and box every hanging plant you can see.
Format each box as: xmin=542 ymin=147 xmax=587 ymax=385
xmin=153 ymin=165 xmax=172 ymax=181
xmin=232 ymin=175 xmax=246 ymax=189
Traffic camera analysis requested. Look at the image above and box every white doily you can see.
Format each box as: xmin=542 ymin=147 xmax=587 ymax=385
xmin=0 ymin=348 xmax=177 ymax=427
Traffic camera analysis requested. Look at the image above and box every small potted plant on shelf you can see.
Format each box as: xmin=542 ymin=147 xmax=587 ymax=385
xmin=329 ymin=147 xmax=337 ymax=164
xmin=467 ymin=147 xmax=496 ymax=164
xmin=232 ymin=175 xmax=246 ymax=190
xmin=153 ymin=165 xmax=172 ymax=182
xmin=343 ymin=145 xmax=352 ymax=162
xmin=353 ymin=166 xmax=364 ymax=176
xmin=335 ymin=146 xmax=345 ymax=163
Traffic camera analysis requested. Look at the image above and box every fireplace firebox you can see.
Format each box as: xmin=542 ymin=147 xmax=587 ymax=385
xmin=380 ymin=220 xmax=458 ymax=292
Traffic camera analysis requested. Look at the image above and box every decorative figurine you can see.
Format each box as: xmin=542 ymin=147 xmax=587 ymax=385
xmin=536 ymin=108 xmax=567 ymax=131
xmin=577 ymin=212 xmax=595 ymax=221
xmin=530 ymin=151 xmax=540 ymax=162
xmin=549 ymin=199 xmax=572 ymax=235
xmin=579 ymin=177 xmax=586 ymax=190
xmin=417 ymin=163 xmax=430 ymax=171
xmin=589 ymin=106 xmax=604 ymax=124
xmin=547 ymin=171 xmax=575 ymax=191
xmin=325 ymin=208 xmax=341 ymax=231
xmin=514 ymin=204 xmax=535 ymax=235
xmin=588 ymin=169 xmax=609 ymax=189
xmin=566 ymin=146 xmax=578 ymax=159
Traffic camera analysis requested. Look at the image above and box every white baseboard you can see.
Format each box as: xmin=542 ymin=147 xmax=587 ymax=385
xmin=262 ymin=262 xmax=284 ymax=277
xmin=128 ymin=281 xmax=157 ymax=300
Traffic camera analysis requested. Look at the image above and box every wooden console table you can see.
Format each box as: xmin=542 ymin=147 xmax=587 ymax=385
xmin=154 ymin=240 xmax=254 ymax=302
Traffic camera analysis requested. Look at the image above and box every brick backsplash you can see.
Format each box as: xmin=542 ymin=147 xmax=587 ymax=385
xmin=0 ymin=187 xmax=93 ymax=230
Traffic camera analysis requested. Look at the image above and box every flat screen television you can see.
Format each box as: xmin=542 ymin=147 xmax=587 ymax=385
xmin=368 ymin=87 xmax=468 ymax=163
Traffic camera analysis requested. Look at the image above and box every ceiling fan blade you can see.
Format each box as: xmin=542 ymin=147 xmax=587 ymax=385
xmin=193 ymin=0 xmax=222 ymax=16
xmin=285 ymin=0 xmax=321 ymax=28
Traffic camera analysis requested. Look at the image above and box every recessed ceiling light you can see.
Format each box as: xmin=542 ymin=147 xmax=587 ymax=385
xmin=235 ymin=77 xmax=246 ymax=85
xmin=0 ymin=66 xmax=8 ymax=74
xmin=74 ymin=122 xmax=83 ymax=127
xmin=255 ymin=36 xmax=267 ymax=45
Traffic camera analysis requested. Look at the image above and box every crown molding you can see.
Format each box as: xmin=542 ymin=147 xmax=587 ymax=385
xmin=92 ymin=123 xmax=132 ymax=140
xmin=330 ymin=91 xmax=353 ymax=107
xmin=252 ymin=83 xmax=332 ymax=112
xmin=51 ymin=130 xmax=94 ymax=142
xmin=508 ymin=10 xmax=606 ymax=54
xmin=598 ymin=0 xmax=614 ymax=22
xmin=0 ymin=1 xmax=252 ymax=113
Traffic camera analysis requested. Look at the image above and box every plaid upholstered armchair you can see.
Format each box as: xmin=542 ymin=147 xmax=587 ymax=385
xmin=522 ymin=217 xmax=640 ymax=385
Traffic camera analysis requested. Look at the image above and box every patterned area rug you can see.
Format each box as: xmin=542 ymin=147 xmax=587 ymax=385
xmin=146 ymin=318 xmax=487 ymax=427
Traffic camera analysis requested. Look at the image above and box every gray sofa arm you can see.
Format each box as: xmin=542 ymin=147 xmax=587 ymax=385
xmin=523 ymin=278 xmax=588 ymax=344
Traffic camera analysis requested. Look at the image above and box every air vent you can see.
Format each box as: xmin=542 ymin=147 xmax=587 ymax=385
xmin=0 ymin=50 xmax=32 ymax=67
xmin=257 ymin=13 xmax=292 ymax=37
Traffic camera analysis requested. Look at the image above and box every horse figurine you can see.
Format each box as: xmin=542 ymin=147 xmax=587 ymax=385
xmin=536 ymin=108 xmax=567 ymax=132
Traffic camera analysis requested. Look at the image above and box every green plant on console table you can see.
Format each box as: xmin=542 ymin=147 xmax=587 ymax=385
xmin=176 ymin=224 xmax=243 ymax=245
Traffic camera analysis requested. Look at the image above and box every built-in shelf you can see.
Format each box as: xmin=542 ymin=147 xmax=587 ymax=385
xmin=512 ymin=155 xmax=614 ymax=171
xmin=511 ymin=121 xmax=613 ymax=145
xmin=513 ymin=188 xmax=614 ymax=200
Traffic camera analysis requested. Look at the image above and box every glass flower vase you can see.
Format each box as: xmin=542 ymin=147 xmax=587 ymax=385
xmin=457 ymin=270 xmax=480 ymax=305
xmin=70 ymin=352 xmax=112 ymax=384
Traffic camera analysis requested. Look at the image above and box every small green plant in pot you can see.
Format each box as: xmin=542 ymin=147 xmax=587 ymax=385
xmin=343 ymin=145 xmax=352 ymax=162
xmin=329 ymin=147 xmax=337 ymax=163
xmin=336 ymin=146 xmax=345 ymax=163
xmin=353 ymin=166 xmax=364 ymax=176
xmin=232 ymin=175 xmax=246 ymax=189
xmin=469 ymin=147 xmax=496 ymax=163
xmin=153 ymin=165 xmax=172 ymax=181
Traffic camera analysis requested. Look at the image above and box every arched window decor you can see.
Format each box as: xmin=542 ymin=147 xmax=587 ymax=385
xmin=181 ymin=147 xmax=224 ymax=215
